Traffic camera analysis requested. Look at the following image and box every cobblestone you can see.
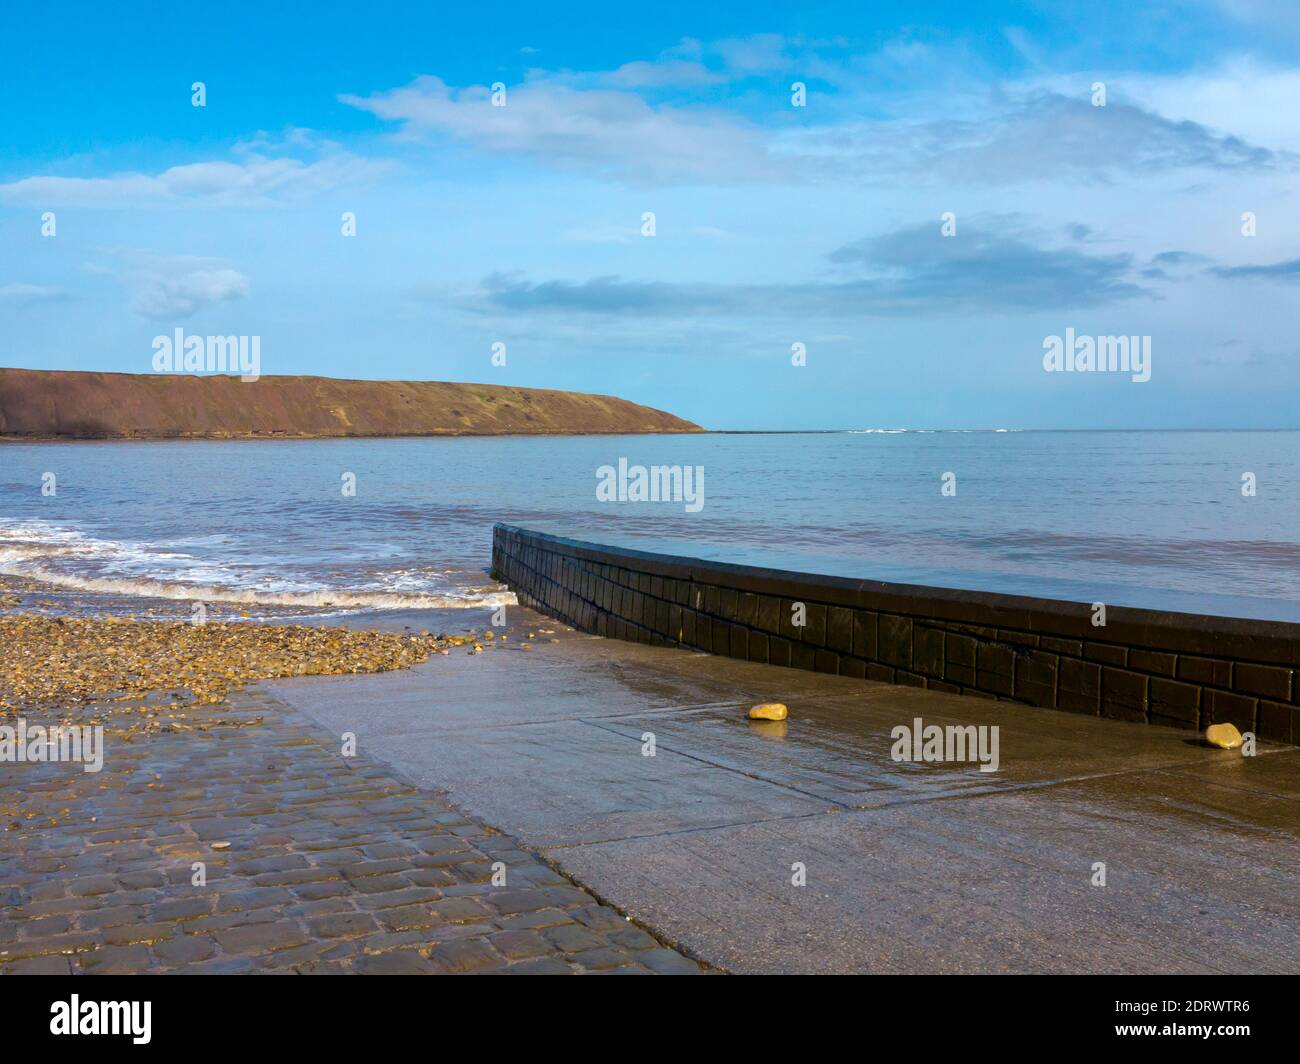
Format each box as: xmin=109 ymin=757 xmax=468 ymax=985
xmin=0 ymin=688 xmax=704 ymax=974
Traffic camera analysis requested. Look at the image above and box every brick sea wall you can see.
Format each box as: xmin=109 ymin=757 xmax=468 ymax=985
xmin=492 ymin=524 xmax=1300 ymax=745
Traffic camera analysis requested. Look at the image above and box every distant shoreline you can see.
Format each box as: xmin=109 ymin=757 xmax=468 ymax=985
xmin=8 ymin=427 xmax=1297 ymax=442
xmin=0 ymin=367 xmax=702 ymax=440
xmin=0 ymin=429 xmax=703 ymax=443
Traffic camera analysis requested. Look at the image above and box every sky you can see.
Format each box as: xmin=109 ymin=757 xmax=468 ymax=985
xmin=2 ymin=0 xmax=1299 ymax=430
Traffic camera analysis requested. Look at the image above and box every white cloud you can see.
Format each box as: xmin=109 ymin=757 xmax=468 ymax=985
xmin=1120 ymin=59 xmax=1300 ymax=152
xmin=339 ymin=44 xmax=1292 ymax=189
xmin=340 ymin=75 xmax=785 ymax=184
xmin=777 ymin=90 xmax=1292 ymax=184
xmin=0 ymin=283 xmax=69 ymax=308
xmin=601 ymin=59 xmax=725 ymax=89
xmin=99 ymin=252 xmax=250 ymax=320
xmin=711 ymin=33 xmax=791 ymax=75
xmin=0 ymin=150 xmax=389 ymax=209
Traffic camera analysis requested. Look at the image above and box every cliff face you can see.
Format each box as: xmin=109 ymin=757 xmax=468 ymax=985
xmin=0 ymin=369 xmax=703 ymax=439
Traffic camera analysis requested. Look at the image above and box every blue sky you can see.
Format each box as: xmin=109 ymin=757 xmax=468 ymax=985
xmin=2 ymin=0 xmax=1299 ymax=429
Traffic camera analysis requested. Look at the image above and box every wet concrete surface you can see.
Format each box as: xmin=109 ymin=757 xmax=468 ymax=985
xmin=263 ymin=608 xmax=1300 ymax=974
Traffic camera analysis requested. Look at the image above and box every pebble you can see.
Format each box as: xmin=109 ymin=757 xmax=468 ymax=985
xmin=0 ymin=614 xmax=469 ymax=722
xmin=1205 ymin=723 xmax=1243 ymax=749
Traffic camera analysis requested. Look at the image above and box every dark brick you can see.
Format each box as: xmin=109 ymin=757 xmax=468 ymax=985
xmin=949 ymin=622 xmax=997 ymax=639
xmin=1129 ymin=649 xmax=1177 ymax=676
xmin=755 ymin=595 xmax=781 ymax=635
xmin=1149 ymin=677 xmax=1201 ymax=726
xmin=912 ymin=626 xmax=945 ymax=678
xmin=826 ymin=607 xmax=853 ymax=653
xmin=839 ymin=656 xmax=866 ymax=679
xmin=976 ymin=642 xmax=1014 ymax=696
xmin=780 ymin=599 xmax=803 ymax=640
xmin=710 ymin=618 xmax=730 ymax=655
xmin=768 ymin=637 xmax=792 ymax=668
xmin=728 ymin=624 xmax=749 ymax=660
xmin=897 ymin=671 xmax=925 ymax=688
xmin=1084 ymin=642 xmax=1127 ymax=666
xmin=1178 ymin=655 xmax=1231 ymax=688
xmin=747 ymin=630 xmax=769 ymax=664
xmin=718 ymin=588 xmax=739 ymax=622
xmin=736 ymin=593 xmax=758 ymax=628
xmin=1040 ymin=636 xmax=1083 ymax=656
xmin=866 ymin=664 xmax=895 ymax=683
xmin=852 ymin=610 xmax=878 ymax=661
xmin=1148 ymin=711 xmax=1198 ymax=732
xmin=801 ymin=603 xmax=827 ymax=646
xmin=680 ymin=608 xmax=698 ymax=648
xmin=790 ymin=641 xmax=817 ymax=672
xmin=1258 ymin=701 xmax=1297 ymax=745
xmin=1207 ymin=690 xmax=1256 ymax=733
xmin=997 ymin=629 xmax=1038 ymax=648
xmin=878 ymin=615 xmax=912 ymax=669
xmin=703 ymin=585 xmax=720 ymax=617
xmin=1058 ymin=657 xmax=1101 ymax=715
xmin=814 ymin=649 xmax=840 ymax=675
xmin=1015 ymin=650 xmax=1058 ymax=707
xmin=654 ymin=599 xmax=671 ymax=637
xmin=945 ymin=632 xmax=976 ymax=667
xmin=1101 ymin=668 xmax=1148 ymax=722
xmin=946 ymin=662 xmax=976 ymax=687
xmin=1234 ymin=663 xmax=1292 ymax=701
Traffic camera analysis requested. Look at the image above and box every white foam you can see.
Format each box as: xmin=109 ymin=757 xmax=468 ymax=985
xmin=0 ymin=520 xmax=515 ymax=611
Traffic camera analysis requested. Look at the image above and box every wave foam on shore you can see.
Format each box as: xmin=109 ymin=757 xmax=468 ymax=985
xmin=0 ymin=522 xmax=515 ymax=612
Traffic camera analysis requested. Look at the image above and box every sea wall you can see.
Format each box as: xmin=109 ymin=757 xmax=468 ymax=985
xmin=492 ymin=524 xmax=1300 ymax=745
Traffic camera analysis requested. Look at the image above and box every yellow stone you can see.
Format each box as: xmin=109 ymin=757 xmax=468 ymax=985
xmin=748 ymin=702 xmax=788 ymax=721
xmin=1205 ymin=723 xmax=1243 ymax=749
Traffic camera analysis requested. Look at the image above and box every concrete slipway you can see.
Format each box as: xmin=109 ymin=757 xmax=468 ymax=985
xmin=262 ymin=609 xmax=1300 ymax=974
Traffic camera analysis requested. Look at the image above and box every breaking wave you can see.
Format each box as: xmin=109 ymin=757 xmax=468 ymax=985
xmin=0 ymin=522 xmax=515 ymax=611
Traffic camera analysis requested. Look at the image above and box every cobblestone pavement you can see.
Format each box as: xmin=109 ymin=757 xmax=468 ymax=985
xmin=0 ymin=688 xmax=705 ymax=974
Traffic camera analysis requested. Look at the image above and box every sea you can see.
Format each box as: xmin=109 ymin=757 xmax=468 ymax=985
xmin=2 ymin=430 xmax=1298 ymax=623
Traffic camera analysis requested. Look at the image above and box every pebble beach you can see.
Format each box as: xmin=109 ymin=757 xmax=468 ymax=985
xmin=0 ymin=572 xmax=476 ymax=732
